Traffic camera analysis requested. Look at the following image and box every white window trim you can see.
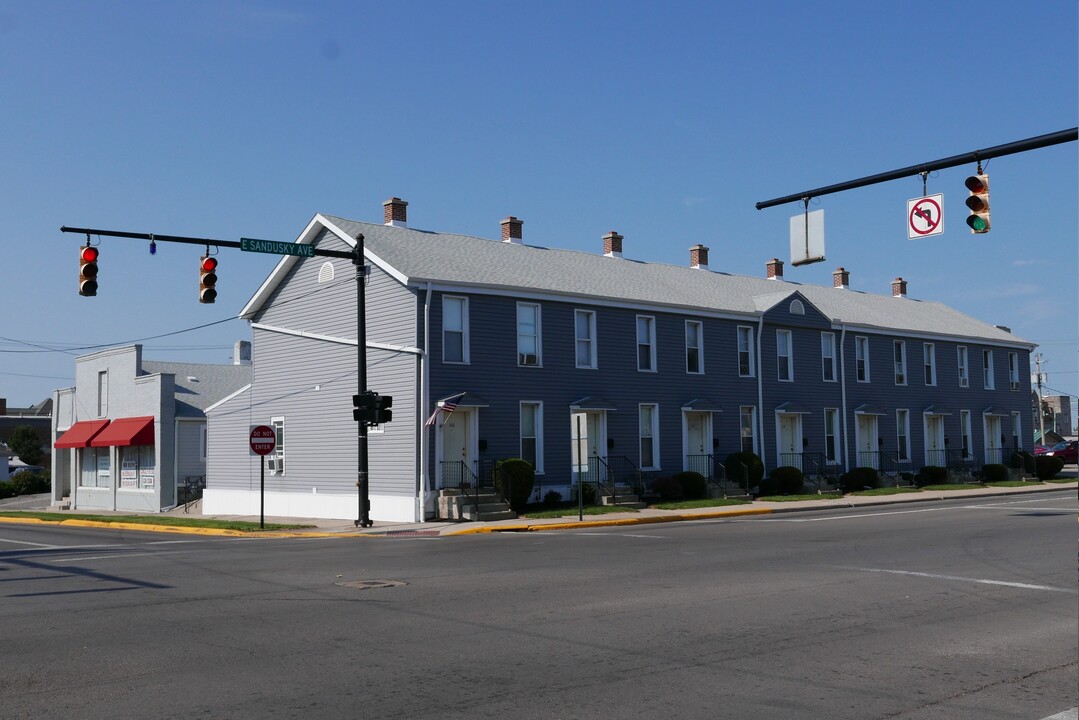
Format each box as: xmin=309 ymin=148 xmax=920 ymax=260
xmin=824 ymin=408 xmax=840 ymax=464
xmin=737 ymin=326 xmax=756 ymax=378
xmin=960 ymin=410 xmax=973 ymax=461
xmin=638 ymin=403 xmax=660 ymax=470
xmin=894 ymin=340 xmax=907 ymax=386
xmin=957 ymin=345 xmax=968 ymax=388
xmin=1008 ymin=352 xmax=1019 ymax=391
xmin=739 ymin=405 xmax=758 ymax=454
xmin=685 ymin=320 xmax=704 ymax=374
xmin=1011 ymin=411 xmax=1022 ymax=450
xmin=442 ymin=295 xmax=470 ymax=364
xmin=574 ymin=309 xmax=598 ymax=370
xmin=896 ymin=409 xmax=910 ymax=463
xmin=516 ymin=302 xmax=542 ymax=367
xmin=268 ymin=416 xmax=285 ymax=475
xmin=924 ymin=343 xmax=937 ymax=387
xmin=983 ymin=350 xmax=995 ymax=390
xmin=519 ymin=401 xmax=544 ymax=474
xmin=636 ymin=315 xmax=657 ymax=373
xmin=777 ymin=329 xmax=793 ymax=382
xmin=855 ymin=336 xmax=870 ymax=383
xmin=200 ymin=424 xmax=207 ymax=462
xmin=97 ymin=370 xmax=108 ymax=417
xmin=821 ymin=332 xmax=837 ymax=383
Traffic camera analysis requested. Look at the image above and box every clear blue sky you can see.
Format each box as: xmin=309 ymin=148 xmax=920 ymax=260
xmin=2 ymin=1 xmax=1076 ymax=427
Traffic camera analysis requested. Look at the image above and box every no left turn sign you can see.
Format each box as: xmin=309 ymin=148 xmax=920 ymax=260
xmin=907 ymin=194 xmax=943 ymax=239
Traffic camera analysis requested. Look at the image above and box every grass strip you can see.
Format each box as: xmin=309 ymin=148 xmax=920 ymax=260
xmin=850 ymin=487 xmax=922 ymax=496
xmin=757 ymin=493 xmax=843 ymax=502
xmin=650 ymin=498 xmax=751 ymax=510
xmin=520 ymin=505 xmax=638 ymax=519
xmin=0 ymin=511 xmax=312 ymax=532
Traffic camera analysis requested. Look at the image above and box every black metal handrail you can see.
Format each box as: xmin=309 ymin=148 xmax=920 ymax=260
xmin=439 ymin=460 xmax=481 ymax=516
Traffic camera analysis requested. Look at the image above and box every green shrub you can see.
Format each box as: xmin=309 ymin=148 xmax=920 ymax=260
xmin=1009 ymin=451 xmax=1035 ymax=472
xmin=574 ymin=481 xmax=597 ymax=505
xmin=11 ymin=471 xmax=50 ymax=496
xmin=839 ymin=466 xmax=880 ymax=493
xmin=672 ymin=471 xmax=707 ymax=500
xmin=0 ymin=482 xmax=16 ymax=499
xmin=915 ymin=465 xmax=948 ymax=487
xmin=652 ymin=476 xmax=683 ymax=500
xmin=981 ymin=463 xmax=1010 ymax=483
xmin=724 ymin=452 xmax=763 ymax=490
xmin=542 ymin=490 xmax=562 ymax=507
xmin=1035 ymin=455 xmax=1065 ymax=480
xmin=761 ymin=466 xmax=804 ymax=495
xmin=494 ymin=459 xmax=535 ymax=512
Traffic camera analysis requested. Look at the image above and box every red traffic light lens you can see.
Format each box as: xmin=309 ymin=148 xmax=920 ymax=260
xmin=81 ymin=246 xmax=99 ymax=262
xmin=201 ymin=256 xmax=218 ymax=272
xmin=964 ymin=176 xmax=987 ymax=193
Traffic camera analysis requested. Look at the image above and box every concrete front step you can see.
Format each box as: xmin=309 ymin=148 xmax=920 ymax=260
xmin=437 ymin=490 xmax=515 ymax=521
xmin=462 ymin=509 xmax=517 ymax=521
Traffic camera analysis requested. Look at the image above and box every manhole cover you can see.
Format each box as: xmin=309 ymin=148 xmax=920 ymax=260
xmin=335 ymin=579 xmax=407 ymax=590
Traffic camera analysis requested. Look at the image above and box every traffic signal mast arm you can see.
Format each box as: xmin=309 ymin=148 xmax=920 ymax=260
xmin=59 ymin=226 xmax=356 ymax=259
xmin=755 ymin=127 xmax=1077 ymax=210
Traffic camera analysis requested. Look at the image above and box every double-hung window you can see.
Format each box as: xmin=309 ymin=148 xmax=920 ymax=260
xmin=685 ymin=320 xmax=703 ymax=374
xmin=924 ymin=343 xmax=937 ymax=386
xmin=520 ymin=402 xmax=543 ymax=473
xmin=821 ymin=332 xmax=836 ymax=382
xmin=777 ymin=329 xmax=793 ymax=381
xmin=894 ymin=341 xmax=907 ymax=385
xmin=960 ymin=410 xmax=972 ymax=460
xmin=737 ymin=326 xmax=755 ymax=377
xmin=268 ymin=416 xmax=285 ymax=475
xmin=896 ymin=409 xmax=910 ymax=462
xmin=442 ymin=296 xmax=469 ymax=363
xmin=1011 ymin=411 xmax=1021 ymax=450
xmin=855 ymin=336 xmax=869 ymax=383
xmin=739 ymin=406 xmax=758 ymax=453
xmin=824 ymin=408 xmax=839 ymax=463
xmin=637 ymin=315 xmax=656 ymax=372
xmin=982 ymin=350 xmax=994 ymax=390
xmin=517 ymin=302 xmax=541 ymax=367
xmin=957 ymin=346 xmax=969 ymax=387
xmin=97 ymin=370 xmax=108 ymax=417
xmin=1008 ymin=352 xmax=1019 ymax=390
xmin=639 ymin=404 xmax=659 ymax=469
xmin=574 ymin=310 xmax=597 ymax=369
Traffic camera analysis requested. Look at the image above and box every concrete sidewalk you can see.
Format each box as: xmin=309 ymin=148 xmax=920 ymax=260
xmin=4 ymin=478 xmax=1075 ymax=538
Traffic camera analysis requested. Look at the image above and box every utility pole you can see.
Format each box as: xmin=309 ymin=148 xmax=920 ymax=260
xmin=1034 ymin=353 xmax=1046 ymax=442
xmin=354 ymin=235 xmax=373 ymax=528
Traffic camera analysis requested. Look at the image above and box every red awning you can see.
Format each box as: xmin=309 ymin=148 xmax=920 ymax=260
xmin=54 ymin=419 xmax=111 ymax=448
xmin=90 ymin=416 xmax=156 ymax=447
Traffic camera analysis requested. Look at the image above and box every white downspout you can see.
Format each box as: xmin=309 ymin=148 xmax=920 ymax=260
xmin=417 ymin=282 xmax=432 ymax=522
xmin=756 ymin=315 xmax=766 ymax=463
xmin=839 ymin=324 xmax=849 ymax=472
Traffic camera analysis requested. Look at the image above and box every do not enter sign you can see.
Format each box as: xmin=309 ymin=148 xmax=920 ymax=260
xmin=250 ymin=425 xmax=277 ymax=456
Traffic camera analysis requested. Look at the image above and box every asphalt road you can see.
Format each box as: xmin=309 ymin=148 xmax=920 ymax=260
xmin=2 ymin=491 xmax=1076 ymax=720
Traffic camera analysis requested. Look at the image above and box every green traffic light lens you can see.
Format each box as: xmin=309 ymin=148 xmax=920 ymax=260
xmin=967 ymin=216 xmax=988 ymax=232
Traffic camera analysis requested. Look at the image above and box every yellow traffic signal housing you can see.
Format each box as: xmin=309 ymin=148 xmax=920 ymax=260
xmin=964 ymin=174 xmax=990 ymax=233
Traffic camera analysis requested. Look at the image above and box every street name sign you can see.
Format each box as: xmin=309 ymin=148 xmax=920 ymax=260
xmin=241 ymin=237 xmax=316 ymax=257
xmin=907 ymin=194 xmax=943 ymax=239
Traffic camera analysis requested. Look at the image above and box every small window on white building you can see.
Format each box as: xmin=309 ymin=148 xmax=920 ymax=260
xmin=268 ymin=417 xmax=285 ymax=475
xmin=97 ymin=370 xmax=108 ymax=417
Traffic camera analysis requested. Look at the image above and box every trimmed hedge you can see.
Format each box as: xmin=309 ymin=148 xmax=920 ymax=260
xmin=915 ymin=465 xmax=948 ymax=487
xmin=724 ymin=452 xmax=764 ymax=490
xmin=1035 ymin=455 xmax=1065 ymax=480
xmin=761 ymin=466 xmax=804 ymax=495
xmin=672 ymin=471 xmax=707 ymax=500
xmin=980 ymin=463 xmax=1010 ymax=483
xmin=839 ymin=466 xmax=880 ymax=493
xmin=652 ymin=476 xmax=683 ymax=500
xmin=494 ymin=459 xmax=535 ymax=511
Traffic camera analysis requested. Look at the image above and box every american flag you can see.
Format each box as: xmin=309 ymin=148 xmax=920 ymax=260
xmin=424 ymin=392 xmax=465 ymax=428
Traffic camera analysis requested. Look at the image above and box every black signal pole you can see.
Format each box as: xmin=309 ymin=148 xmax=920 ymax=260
xmin=353 ymin=234 xmax=372 ymax=528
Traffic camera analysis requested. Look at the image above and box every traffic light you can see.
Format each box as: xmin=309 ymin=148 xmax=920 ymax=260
xmin=964 ymin=173 xmax=990 ymax=233
xmin=199 ymin=255 xmax=219 ymax=303
xmin=375 ymin=394 xmax=393 ymax=425
xmin=353 ymin=392 xmax=377 ymax=423
xmin=79 ymin=245 xmax=99 ymax=296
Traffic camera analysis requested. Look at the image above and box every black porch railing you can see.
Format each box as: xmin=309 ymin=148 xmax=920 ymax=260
xmin=686 ymin=454 xmax=748 ymax=498
xmin=799 ymin=452 xmax=841 ymax=493
xmin=439 ymin=460 xmax=484 ymax=516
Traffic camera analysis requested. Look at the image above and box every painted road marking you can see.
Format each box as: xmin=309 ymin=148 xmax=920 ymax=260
xmin=846 ymin=567 xmax=1077 ymax=594
xmin=0 ymin=538 xmax=61 ymax=548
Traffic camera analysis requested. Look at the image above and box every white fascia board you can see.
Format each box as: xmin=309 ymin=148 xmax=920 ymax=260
xmin=205 ymin=383 xmax=251 ymax=414
xmin=252 ymin=322 xmax=423 ymax=356
xmin=417 ymin=281 xmax=760 ymax=324
xmin=829 ymin=321 xmax=1036 ymax=350
xmin=317 ymin=216 xmax=410 ymax=286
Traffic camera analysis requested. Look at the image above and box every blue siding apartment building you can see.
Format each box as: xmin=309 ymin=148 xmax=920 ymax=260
xmin=204 ymin=198 xmax=1034 ymax=523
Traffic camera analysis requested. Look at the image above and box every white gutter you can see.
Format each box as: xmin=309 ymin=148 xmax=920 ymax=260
xmin=839 ymin=324 xmax=849 ymax=472
xmin=756 ymin=315 xmax=765 ymax=463
xmin=418 ymin=282 xmax=432 ymax=522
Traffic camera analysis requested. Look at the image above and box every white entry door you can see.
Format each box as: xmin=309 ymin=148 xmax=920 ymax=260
xmin=684 ymin=411 xmax=711 ymax=476
xmin=571 ymin=411 xmax=604 ymax=482
xmin=984 ymin=415 xmax=1002 ymax=464
xmin=439 ymin=409 xmax=472 ymax=488
xmin=924 ymin=414 xmax=945 ymax=466
xmin=857 ymin=414 xmax=878 ymax=469
xmin=777 ymin=414 xmax=802 ymax=470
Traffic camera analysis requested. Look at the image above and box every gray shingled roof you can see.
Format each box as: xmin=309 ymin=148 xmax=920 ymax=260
xmin=249 ymin=214 xmax=1031 ymax=347
xmin=141 ymin=361 xmax=252 ymax=418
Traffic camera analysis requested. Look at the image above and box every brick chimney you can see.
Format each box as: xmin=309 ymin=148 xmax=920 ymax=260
xmin=766 ymin=258 xmax=784 ymax=280
xmin=383 ymin=197 xmax=408 ymax=227
xmin=892 ymin=277 xmax=908 ymax=298
xmin=833 ymin=267 xmax=850 ymax=289
xmin=689 ymin=244 xmax=709 ymax=270
xmin=501 ymin=216 xmax=523 ymax=244
xmin=603 ymin=231 xmax=623 ymax=258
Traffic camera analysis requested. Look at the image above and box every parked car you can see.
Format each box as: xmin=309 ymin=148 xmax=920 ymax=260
xmin=1043 ymin=441 xmax=1078 ymax=464
xmin=1033 ymin=444 xmax=1052 ymax=455
xmin=9 ymin=465 xmax=44 ymax=476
